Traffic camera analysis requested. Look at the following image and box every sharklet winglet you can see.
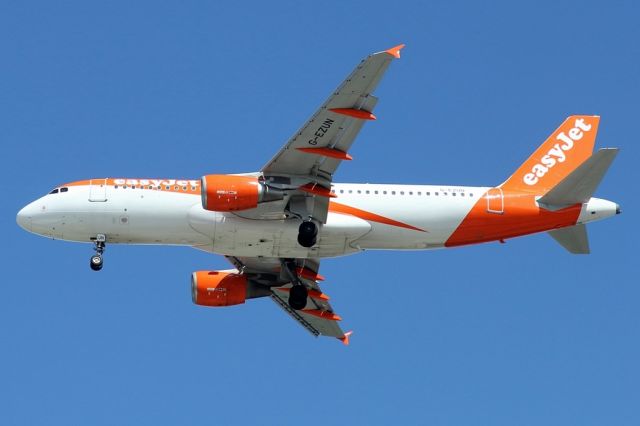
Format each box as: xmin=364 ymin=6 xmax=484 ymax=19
xmin=384 ymin=44 xmax=405 ymax=58
xmin=338 ymin=331 xmax=353 ymax=345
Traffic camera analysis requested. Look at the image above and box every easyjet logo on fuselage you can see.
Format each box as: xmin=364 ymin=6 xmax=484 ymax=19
xmin=522 ymin=118 xmax=592 ymax=186
xmin=113 ymin=178 xmax=200 ymax=187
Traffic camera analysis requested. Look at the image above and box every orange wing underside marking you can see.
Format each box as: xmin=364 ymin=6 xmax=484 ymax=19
xmin=329 ymin=201 xmax=425 ymax=232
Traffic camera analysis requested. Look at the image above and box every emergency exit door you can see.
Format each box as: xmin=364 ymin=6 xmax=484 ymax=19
xmin=89 ymin=178 xmax=108 ymax=202
xmin=485 ymin=187 xmax=504 ymax=214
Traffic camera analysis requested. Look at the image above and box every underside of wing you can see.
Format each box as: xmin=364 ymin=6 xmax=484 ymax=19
xmin=226 ymin=256 xmax=350 ymax=343
xmin=262 ymin=44 xmax=405 ymax=183
xmin=242 ymin=45 xmax=405 ymax=225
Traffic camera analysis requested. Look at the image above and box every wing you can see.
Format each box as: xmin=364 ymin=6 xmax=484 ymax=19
xmin=262 ymin=44 xmax=404 ymax=182
xmin=226 ymin=256 xmax=351 ymax=344
xmin=215 ymin=46 xmax=405 ymax=343
xmin=230 ymin=45 xmax=403 ymax=224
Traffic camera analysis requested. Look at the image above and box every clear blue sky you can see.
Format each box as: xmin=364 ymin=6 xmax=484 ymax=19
xmin=2 ymin=1 xmax=638 ymax=424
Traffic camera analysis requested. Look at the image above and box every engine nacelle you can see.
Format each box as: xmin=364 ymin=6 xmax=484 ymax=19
xmin=191 ymin=270 xmax=248 ymax=307
xmin=200 ymin=174 xmax=283 ymax=212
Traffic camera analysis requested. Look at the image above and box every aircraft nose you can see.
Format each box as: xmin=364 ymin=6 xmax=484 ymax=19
xmin=16 ymin=203 xmax=35 ymax=231
xmin=616 ymin=204 xmax=621 ymax=215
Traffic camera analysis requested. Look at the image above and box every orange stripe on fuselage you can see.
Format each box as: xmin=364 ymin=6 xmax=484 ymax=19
xmin=329 ymin=201 xmax=425 ymax=232
xmin=445 ymin=189 xmax=581 ymax=247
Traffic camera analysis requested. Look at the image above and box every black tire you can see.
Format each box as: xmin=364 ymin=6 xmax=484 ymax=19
xmin=90 ymin=255 xmax=103 ymax=271
xmin=288 ymin=285 xmax=308 ymax=310
xmin=297 ymin=221 xmax=318 ymax=248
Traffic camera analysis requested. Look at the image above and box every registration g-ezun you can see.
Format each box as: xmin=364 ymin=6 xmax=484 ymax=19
xmin=17 ymin=45 xmax=620 ymax=343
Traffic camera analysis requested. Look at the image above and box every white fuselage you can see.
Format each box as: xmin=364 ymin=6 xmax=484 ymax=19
xmin=17 ymin=181 xmax=482 ymax=258
xmin=16 ymin=180 xmax=617 ymax=259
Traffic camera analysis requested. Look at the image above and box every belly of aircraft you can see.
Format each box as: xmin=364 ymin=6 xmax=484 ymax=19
xmin=188 ymin=205 xmax=372 ymax=258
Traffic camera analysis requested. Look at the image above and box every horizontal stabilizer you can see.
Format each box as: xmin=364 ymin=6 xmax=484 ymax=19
xmin=539 ymin=148 xmax=619 ymax=206
xmin=548 ymin=224 xmax=590 ymax=254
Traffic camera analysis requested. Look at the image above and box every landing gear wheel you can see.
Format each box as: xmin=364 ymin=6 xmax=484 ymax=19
xmin=288 ymin=285 xmax=308 ymax=310
xmin=90 ymin=255 xmax=103 ymax=271
xmin=297 ymin=221 xmax=318 ymax=248
xmin=90 ymin=235 xmax=106 ymax=271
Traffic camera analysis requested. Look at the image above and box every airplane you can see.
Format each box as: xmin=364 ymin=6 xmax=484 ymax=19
xmin=16 ymin=44 xmax=620 ymax=344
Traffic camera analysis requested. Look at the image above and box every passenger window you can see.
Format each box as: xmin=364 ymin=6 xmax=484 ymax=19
xmin=123 ymin=185 xmax=128 ymax=189
xmin=426 ymin=192 xmax=431 ymax=196
xmin=357 ymin=190 xmax=361 ymax=194
xmin=340 ymin=190 xmax=344 ymax=194
xmin=365 ymin=190 xmax=370 ymax=194
xmin=374 ymin=190 xmax=379 ymax=194
xmin=435 ymin=192 xmax=439 ymax=196
xmin=348 ymin=190 xmax=353 ymax=194
xmin=417 ymin=191 xmax=421 ymax=195
xmin=400 ymin=191 xmax=405 ymax=195
xmin=461 ymin=193 xmax=465 ymax=197
xmin=383 ymin=191 xmax=387 ymax=194
xmin=391 ymin=191 xmax=396 ymax=195
xmin=469 ymin=193 xmax=474 ymax=197
xmin=409 ymin=191 xmax=413 ymax=195
xmin=191 ymin=186 xmax=196 ymax=191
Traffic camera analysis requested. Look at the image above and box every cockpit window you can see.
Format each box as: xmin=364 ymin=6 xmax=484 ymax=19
xmin=49 ymin=188 xmax=59 ymax=194
xmin=60 ymin=187 xmax=69 ymax=193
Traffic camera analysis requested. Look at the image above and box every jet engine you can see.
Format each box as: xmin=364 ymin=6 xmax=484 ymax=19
xmin=200 ymin=174 xmax=283 ymax=212
xmin=191 ymin=270 xmax=271 ymax=307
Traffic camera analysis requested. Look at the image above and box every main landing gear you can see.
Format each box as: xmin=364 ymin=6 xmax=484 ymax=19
xmin=288 ymin=285 xmax=308 ymax=310
xmin=282 ymin=259 xmax=309 ymax=310
xmin=90 ymin=234 xmax=106 ymax=271
xmin=297 ymin=220 xmax=318 ymax=248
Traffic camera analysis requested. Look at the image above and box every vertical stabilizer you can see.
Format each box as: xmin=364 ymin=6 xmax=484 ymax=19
xmin=501 ymin=116 xmax=600 ymax=193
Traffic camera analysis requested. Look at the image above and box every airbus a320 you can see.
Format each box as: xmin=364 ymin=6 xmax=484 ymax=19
xmin=17 ymin=45 xmax=620 ymax=343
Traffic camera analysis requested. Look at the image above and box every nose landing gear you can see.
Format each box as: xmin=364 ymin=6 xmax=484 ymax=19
xmin=90 ymin=234 xmax=106 ymax=271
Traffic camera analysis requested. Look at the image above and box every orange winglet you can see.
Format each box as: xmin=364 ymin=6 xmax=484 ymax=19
xmin=385 ymin=43 xmax=405 ymax=59
xmin=297 ymin=147 xmax=353 ymax=161
xmin=301 ymin=309 xmax=342 ymax=321
xmin=277 ymin=288 xmax=329 ymax=301
xmin=329 ymin=108 xmax=376 ymax=120
xmin=299 ymin=183 xmax=336 ymax=198
xmin=338 ymin=331 xmax=353 ymax=346
xmin=296 ymin=267 xmax=325 ymax=281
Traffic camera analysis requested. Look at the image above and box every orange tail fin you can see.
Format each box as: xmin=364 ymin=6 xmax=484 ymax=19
xmin=500 ymin=115 xmax=600 ymax=193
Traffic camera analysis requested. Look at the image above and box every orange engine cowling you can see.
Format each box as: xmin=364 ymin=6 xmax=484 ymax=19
xmin=200 ymin=174 xmax=283 ymax=212
xmin=191 ymin=270 xmax=247 ymax=307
